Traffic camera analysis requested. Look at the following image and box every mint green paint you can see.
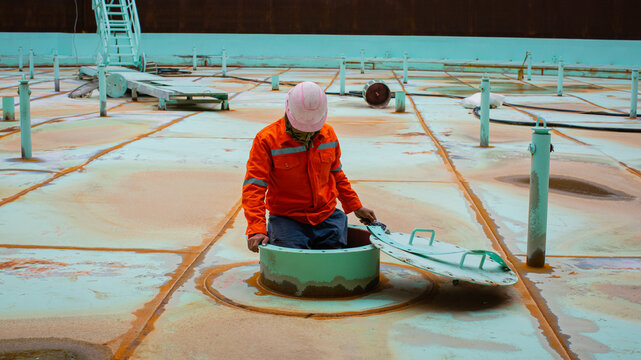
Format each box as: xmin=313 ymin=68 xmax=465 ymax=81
xmin=28 ymin=49 xmax=34 ymax=79
xmin=18 ymin=77 xmax=32 ymax=159
xmin=192 ymin=46 xmax=197 ymax=70
xmin=98 ymin=64 xmax=107 ymax=116
xmin=53 ymin=50 xmax=60 ymax=92
xmin=360 ymin=49 xmax=365 ymax=74
xmin=271 ymin=74 xmax=279 ymax=90
xmin=527 ymin=118 xmax=551 ymax=268
xmin=395 ymin=91 xmax=405 ymax=112
xmin=480 ymin=74 xmax=490 ymax=147
xmin=526 ymin=51 xmax=532 ymax=80
xmin=339 ymin=56 xmax=346 ymax=95
xmin=2 ymin=33 xmax=640 ymax=67
xmin=259 ymin=243 xmax=379 ymax=284
xmin=221 ymin=48 xmax=226 ymax=76
xmin=93 ymin=0 xmax=141 ymax=67
xmin=557 ymin=60 xmax=564 ymax=96
xmin=18 ymin=46 xmax=23 ymax=71
xmin=403 ymin=52 xmax=408 ymax=84
xmin=631 ymin=70 xmax=638 ymax=119
xmin=2 ymin=96 xmax=15 ymax=121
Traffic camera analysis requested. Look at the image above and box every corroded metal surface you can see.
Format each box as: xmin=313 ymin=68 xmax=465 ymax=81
xmin=204 ymin=262 xmax=432 ymax=318
xmin=0 ymin=66 xmax=639 ymax=360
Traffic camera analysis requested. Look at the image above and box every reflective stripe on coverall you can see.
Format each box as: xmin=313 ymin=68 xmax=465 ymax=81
xmin=242 ymin=117 xmax=362 ymax=235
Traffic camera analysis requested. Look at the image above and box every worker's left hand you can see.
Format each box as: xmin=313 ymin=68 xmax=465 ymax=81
xmin=354 ymin=207 xmax=377 ymax=225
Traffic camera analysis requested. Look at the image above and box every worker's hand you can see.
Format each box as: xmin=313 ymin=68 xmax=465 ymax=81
xmin=247 ymin=233 xmax=269 ymax=253
xmin=354 ymin=207 xmax=377 ymax=225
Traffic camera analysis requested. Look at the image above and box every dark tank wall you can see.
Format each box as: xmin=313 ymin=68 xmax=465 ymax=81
xmin=2 ymin=0 xmax=639 ymax=40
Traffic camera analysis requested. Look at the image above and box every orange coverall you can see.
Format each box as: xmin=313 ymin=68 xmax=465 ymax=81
xmin=242 ymin=117 xmax=362 ymax=236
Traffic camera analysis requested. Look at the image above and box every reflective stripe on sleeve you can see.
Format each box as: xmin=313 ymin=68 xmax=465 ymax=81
xmin=331 ymin=163 xmax=342 ymax=172
xmin=318 ymin=141 xmax=338 ymax=150
xmin=271 ymin=145 xmax=307 ymax=156
xmin=243 ymin=178 xmax=268 ymax=187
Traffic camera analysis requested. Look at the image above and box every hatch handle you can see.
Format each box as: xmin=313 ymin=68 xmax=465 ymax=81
xmin=409 ymin=228 xmax=436 ymax=246
xmin=459 ymin=250 xmax=511 ymax=271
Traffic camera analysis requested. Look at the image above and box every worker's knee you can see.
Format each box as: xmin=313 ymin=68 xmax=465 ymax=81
xmin=267 ymin=214 xmax=311 ymax=249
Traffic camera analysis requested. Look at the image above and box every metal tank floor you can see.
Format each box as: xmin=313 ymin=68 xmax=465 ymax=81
xmin=0 ymin=66 xmax=639 ymax=359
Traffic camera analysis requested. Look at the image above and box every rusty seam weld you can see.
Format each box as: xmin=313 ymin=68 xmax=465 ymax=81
xmin=0 ymin=110 xmax=200 ymax=208
xmin=393 ymin=70 xmax=576 ymax=360
xmin=0 ymin=244 xmax=192 ymax=254
xmin=112 ymin=201 xmax=243 ymax=359
xmin=324 ymin=71 xmax=340 ymax=92
xmin=0 ymin=100 xmax=131 ymax=140
xmin=112 ymin=69 xmax=292 ymax=359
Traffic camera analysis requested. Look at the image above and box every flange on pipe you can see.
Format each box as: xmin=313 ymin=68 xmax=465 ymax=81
xmin=362 ymin=79 xmax=391 ymax=108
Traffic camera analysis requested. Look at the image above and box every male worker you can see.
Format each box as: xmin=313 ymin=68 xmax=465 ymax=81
xmin=242 ymin=81 xmax=376 ymax=252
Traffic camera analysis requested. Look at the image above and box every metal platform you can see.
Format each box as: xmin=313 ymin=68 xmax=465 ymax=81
xmin=79 ymin=65 xmax=229 ymax=110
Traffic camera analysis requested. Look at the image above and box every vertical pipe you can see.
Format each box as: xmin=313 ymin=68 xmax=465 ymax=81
xmin=527 ymin=118 xmax=551 ymax=268
xmin=271 ymin=75 xmax=279 ymax=91
xmin=526 ymin=51 xmax=532 ymax=81
xmin=339 ymin=56 xmax=346 ymax=96
xmin=395 ymin=91 xmax=405 ymax=112
xmin=98 ymin=63 xmax=107 ymax=117
xmin=557 ymin=60 xmax=564 ymax=96
xmin=192 ymin=47 xmax=197 ymax=70
xmin=18 ymin=47 xmax=23 ymax=72
xmin=29 ymin=49 xmax=34 ymax=79
xmin=2 ymin=97 xmax=15 ymax=121
xmin=53 ymin=50 xmax=60 ymax=92
xmin=360 ymin=49 xmax=365 ymax=74
xmin=480 ymin=74 xmax=490 ymax=147
xmin=18 ymin=76 xmax=32 ymax=159
xmin=630 ymin=69 xmax=638 ymax=119
xmin=403 ymin=52 xmax=408 ymax=84
xmin=222 ymin=48 xmax=227 ymax=76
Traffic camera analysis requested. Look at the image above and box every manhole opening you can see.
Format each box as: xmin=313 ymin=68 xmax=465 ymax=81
xmin=0 ymin=338 xmax=112 ymax=360
xmin=498 ymin=175 xmax=634 ymax=200
xmin=259 ymin=226 xmax=380 ymax=298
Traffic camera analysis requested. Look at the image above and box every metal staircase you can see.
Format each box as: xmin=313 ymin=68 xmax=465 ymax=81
xmin=92 ymin=0 xmax=142 ymax=67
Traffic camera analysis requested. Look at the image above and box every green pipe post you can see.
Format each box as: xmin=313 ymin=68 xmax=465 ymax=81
xmin=98 ymin=63 xmax=107 ymax=117
xmin=339 ymin=56 xmax=346 ymax=96
xmin=222 ymin=48 xmax=227 ymax=76
xmin=2 ymin=97 xmax=15 ymax=121
xmin=53 ymin=50 xmax=60 ymax=92
xmin=271 ymin=74 xmax=279 ymax=91
xmin=480 ymin=73 xmax=490 ymax=147
xmin=29 ymin=49 xmax=34 ymax=79
xmin=630 ymin=69 xmax=638 ymax=119
xmin=18 ymin=47 xmax=23 ymax=72
xmin=557 ymin=59 xmax=564 ymax=96
xmin=527 ymin=118 xmax=552 ymax=268
xmin=192 ymin=47 xmax=197 ymax=70
xmin=526 ymin=51 xmax=532 ymax=80
xmin=395 ymin=91 xmax=405 ymax=112
xmin=360 ymin=49 xmax=365 ymax=74
xmin=403 ymin=52 xmax=408 ymax=84
xmin=18 ymin=76 xmax=32 ymax=159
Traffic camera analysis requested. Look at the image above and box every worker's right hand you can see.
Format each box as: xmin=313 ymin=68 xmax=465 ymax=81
xmin=247 ymin=233 xmax=269 ymax=253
